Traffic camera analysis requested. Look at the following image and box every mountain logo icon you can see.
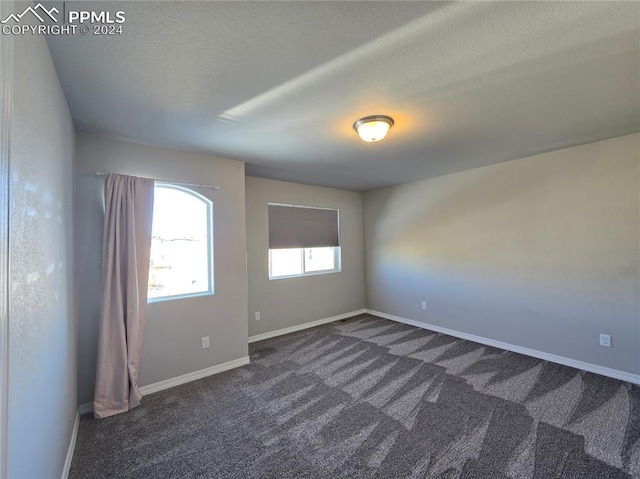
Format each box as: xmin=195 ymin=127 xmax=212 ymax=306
xmin=1 ymin=3 xmax=59 ymax=24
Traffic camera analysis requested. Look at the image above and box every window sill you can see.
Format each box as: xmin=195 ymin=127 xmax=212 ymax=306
xmin=148 ymin=290 xmax=214 ymax=303
xmin=269 ymin=269 xmax=341 ymax=281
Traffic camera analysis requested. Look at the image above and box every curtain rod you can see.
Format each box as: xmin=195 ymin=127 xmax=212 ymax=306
xmin=94 ymin=171 xmax=220 ymax=190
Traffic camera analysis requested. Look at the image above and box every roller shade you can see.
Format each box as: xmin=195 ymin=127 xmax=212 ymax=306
xmin=268 ymin=204 xmax=340 ymax=249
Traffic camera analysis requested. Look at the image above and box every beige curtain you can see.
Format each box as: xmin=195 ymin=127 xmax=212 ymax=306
xmin=93 ymin=174 xmax=154 ymax=418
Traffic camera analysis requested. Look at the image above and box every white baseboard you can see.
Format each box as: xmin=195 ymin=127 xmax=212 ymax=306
xmin=139 ymin=356 xmax=250 ymax=395
xmin=78 ymin=402 xmax=93 ymax=416
xmin=366 ymin=309 xmax=640 ymax=385
xmin=61 ymin=410 xmax=79 ymax=479
xmin=78 ymin=356 xmax=251 ymax=415
xmin=248 ymin=309 xmax=367 ymax=343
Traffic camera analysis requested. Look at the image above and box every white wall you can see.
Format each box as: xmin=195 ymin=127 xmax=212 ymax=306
xmin=364 ymin=133 xmax=640 ymax=375
xmin=7 ymin=5 xmax=77 ymax=477
xmin=246 ymin=177 xmax=365 ymax=338
xmin=75 ymin=133 xmax=248 ymax=404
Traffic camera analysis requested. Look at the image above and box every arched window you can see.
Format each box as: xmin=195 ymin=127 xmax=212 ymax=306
xmin=148 ymin=184 xmax=213 ymax=301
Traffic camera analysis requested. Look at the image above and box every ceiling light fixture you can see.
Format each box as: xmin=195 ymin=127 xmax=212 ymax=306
xmin=353 ymin=115 xmax=394 ymax=143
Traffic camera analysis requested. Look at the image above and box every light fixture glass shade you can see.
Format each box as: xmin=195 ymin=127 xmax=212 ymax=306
xmin=353 ymin=115 xmax=394 ymax=142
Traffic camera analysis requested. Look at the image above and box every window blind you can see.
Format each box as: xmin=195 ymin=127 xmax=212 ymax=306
xmin=268 ymin=204 xmax=340 ymax=249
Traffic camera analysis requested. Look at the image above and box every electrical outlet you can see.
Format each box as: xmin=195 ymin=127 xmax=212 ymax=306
xmin=421 ymin=301 xmax=427 ymax=310
xmin=202 ymin=336 xmax=210 ymax=349
xmin=599 ymin=334 xmax=611 ymax=347
xmin=255 ymin=311 xmax=261 ymax=321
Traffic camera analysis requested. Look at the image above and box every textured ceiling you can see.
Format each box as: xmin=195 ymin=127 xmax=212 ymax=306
xmin=46 ymin=1 xmax=640 ymax=191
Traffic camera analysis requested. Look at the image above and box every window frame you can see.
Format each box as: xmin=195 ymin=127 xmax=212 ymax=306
xmin=148 ymin=183 xmax=214 ymax=303
xmin=268 ymin=246 xmax=342 ymax=280
xmin=267 ymin=202 xmax=341 ymax=280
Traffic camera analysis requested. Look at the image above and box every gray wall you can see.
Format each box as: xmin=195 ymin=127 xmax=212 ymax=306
xmin=364 ymin=133 xmax=640 ymax=374
xmin=246 ymin=177 xmax=365 ymax=338
xmin=75 ymin=133 xmax=248 ymax=404
xmin=7 ymin=8 xmax=77 ymax=477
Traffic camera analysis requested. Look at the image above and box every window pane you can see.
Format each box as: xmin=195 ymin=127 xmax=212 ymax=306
xmin=148 ymin=186 xmax=212 ymax=299
xmin=304 ymin=247 xmax=335 ymax=273
xmin=270 ymin=248 xmax=303 ymax=277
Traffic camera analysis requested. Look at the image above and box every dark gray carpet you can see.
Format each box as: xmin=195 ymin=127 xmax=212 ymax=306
xmin=70 ymin=314 xmax=640 ymax=478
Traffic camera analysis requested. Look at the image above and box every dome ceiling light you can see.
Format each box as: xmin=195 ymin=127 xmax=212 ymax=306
xmin=353 ymin=115 xmax=394 ymax=143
